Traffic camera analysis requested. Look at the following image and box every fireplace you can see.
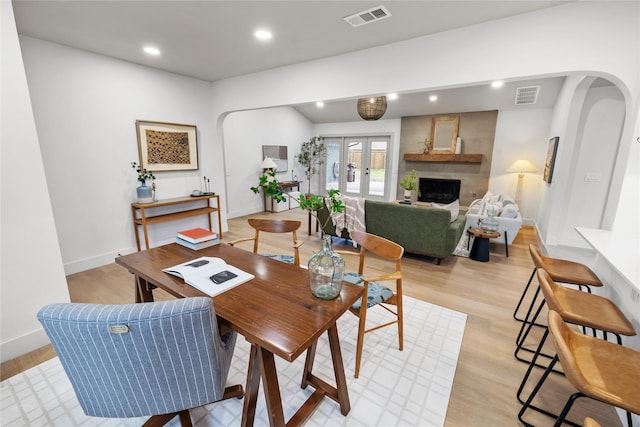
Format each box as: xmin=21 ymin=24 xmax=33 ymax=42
xmin=418 ymin=178 xmax=461 ymax=204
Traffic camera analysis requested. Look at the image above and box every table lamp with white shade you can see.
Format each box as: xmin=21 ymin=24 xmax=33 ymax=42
xmin=506 ymin=159 xmax=538 ymax=204
xmin=261 ymin=157 xmax=278 ymax=171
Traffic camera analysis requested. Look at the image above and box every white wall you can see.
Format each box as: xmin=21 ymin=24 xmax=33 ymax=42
xmin=20 ymin=36 xmax=221 ymax=274
xmin=490 ymin=108 xmax=553 ymax=224
xmin=222 ymin=107 xmax=313 ymax=218
xmin=558 ymin=85 xmax=625 ymax=248
xmin=1 ymin=2 xmax=69 ymax=362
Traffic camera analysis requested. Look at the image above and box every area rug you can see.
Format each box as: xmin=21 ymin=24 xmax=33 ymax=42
xmin=453 ymin=232 xmax=471 ymax=258
xmin=1 ymin=296 xmax=466 ymax=427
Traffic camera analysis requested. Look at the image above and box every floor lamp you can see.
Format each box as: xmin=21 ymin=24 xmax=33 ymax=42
xmin=506 ymin=160 xmax=538 ymax=205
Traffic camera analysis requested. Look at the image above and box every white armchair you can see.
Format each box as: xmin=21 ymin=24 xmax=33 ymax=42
xmin=464 ymin=194 xmax=523 ymax=255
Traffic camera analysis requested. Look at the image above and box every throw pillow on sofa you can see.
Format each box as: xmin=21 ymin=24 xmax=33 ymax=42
xmin=500 ymin=205 xmax=519 ymax=218
xmin=430 ymin=199 xmax=460 ymax=222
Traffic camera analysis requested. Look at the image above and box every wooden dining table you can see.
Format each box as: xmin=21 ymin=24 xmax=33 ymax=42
xmin=115 ymin=242 xmax=364 ymax=427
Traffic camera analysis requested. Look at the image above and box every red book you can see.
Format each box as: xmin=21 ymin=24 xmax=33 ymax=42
xmin=177 ymin=228 xmax=216 ymax=244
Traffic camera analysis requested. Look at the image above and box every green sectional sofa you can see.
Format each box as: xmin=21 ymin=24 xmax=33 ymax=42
xmin=317 ymin=199 xmax=466 ymax=264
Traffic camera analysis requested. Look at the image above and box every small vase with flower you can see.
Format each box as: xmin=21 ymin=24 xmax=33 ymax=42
xmin=131 ymin=162 xmax=155 ymax=203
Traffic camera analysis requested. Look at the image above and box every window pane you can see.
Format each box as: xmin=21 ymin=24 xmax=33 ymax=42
xmin=324 ymin=140 xmax=341 ymax=192
xmin=346 ymin=140 xmax=362 ymax=194
xmin=368 ymin=139 xmax=387 ymax=196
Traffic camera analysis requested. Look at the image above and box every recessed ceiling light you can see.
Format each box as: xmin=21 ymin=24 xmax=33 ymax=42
xmin=387 ymin=93 xmax=398 ymax=100
xmin=429 ymin=95 xmax=438 ymax=102
xmin=316 ymin=101 xmax=324 ymax=108
xmin=143 ymin=46 xmax=160 ymax=56
xmin=255 ymin=30 xmax=273 ymax=41
xmin=491 ymin=80 xmax=504 ymax=88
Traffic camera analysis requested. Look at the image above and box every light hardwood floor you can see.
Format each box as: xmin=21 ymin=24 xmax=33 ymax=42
xmin=1 ymin=209 xmax=622 ymax=426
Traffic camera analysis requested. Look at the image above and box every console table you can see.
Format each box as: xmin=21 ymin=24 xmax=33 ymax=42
xmin=131 ymin=194 xmax=221 ymax=251
xmin=263 ymin=180 xmax=301 ymax=212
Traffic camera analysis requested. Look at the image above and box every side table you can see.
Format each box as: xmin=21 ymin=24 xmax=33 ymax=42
xmin=467 ymin=227 xmax=501 ymax=262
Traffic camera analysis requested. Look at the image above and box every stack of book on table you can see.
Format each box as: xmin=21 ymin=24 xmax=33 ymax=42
xmin=176 ymin=227 xmax=220 ymax=250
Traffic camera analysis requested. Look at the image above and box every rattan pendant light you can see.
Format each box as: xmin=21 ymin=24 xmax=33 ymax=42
xmin=357 ymin=96 xmax=387 ymax=120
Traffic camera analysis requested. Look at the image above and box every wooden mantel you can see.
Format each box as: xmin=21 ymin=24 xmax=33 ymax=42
xmin=403 ymin=153 xmax=483 ymax=163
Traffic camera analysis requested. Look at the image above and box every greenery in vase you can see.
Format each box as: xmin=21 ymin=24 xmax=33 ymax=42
xmin=417 ymin=137 xmax=432 ymax=153
xmin=251 ymin=170 xmax=345 ymax=232
xmin=131 ymin=161 xmax=155 ymax=183
xmin=295 ymin=136 xmax=325 ymax=193
xmin=399 ymin=169 xmax=419 ymax=192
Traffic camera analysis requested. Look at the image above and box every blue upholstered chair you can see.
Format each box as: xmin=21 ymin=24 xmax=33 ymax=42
xmin=37 ymin=297 xmax=242 ymax=426
xmin=229 ymin=218 xmax=304 ymax=267
xmin=337 ymin=230 xmax=404 ymax=379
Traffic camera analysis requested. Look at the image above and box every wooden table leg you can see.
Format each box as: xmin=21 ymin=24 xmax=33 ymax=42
xmin=241 ymin=345 xmax=261 ymax=427
xmin=301 ymin=341 xmax=318 ymax=389
xmin=257 ymin=346 xmax=286 ymax=427
xmin=242 ymin=344 xmax=291 ymax=427
xmin=327 ymin=324 xmax=351 ymax=415
xmin=135 ymin=276 xmax=155 ymax=303
xmin=243 ymin=329 xmax=351 ymax=427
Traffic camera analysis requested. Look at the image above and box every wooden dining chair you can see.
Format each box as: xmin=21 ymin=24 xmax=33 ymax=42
xmin=229 ymin=218 xmax=304 ymax=267
xmin=337 ymin=230 xmax=404 ymax=378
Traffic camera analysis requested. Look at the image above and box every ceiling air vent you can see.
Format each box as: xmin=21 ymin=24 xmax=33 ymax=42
xmin=515 ymin=85 xmax=540 ymax=105
xmin=344 ymin=5 xmax=391 ymax=28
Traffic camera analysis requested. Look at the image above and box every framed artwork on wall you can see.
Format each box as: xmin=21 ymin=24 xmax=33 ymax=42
xmin=262 ymin=145 xmax=288 ymax=174
xmin=136 ymin=120 xmax=198 ymax=171
xmin=543 ymin=136 xmax=559 ymax=183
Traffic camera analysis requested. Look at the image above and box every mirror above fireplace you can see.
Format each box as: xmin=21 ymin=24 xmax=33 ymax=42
xmin=430 ymin=115 xmax=459 ymax=153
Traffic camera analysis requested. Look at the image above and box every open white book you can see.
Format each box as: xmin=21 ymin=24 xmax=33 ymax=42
xmin=163 ymin=256 xmax=254 ymax=297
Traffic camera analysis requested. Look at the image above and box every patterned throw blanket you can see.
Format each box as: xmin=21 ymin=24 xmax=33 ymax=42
xmin=327 ymin=195 xmax=366 ymax=244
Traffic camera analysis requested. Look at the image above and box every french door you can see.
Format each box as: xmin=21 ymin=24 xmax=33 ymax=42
xmin=323 ymin=135 xmax=390 ymax=200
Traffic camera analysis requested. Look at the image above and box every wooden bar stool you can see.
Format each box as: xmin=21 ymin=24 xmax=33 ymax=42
xmin=519 ymin=310 xmax=640 ymax=427
xmin=583 ymin=418 xmax=602 ymax=427
xmin=516 ymin=269 xmax=635 ymax=417
xmin=514 ymin=245 xmax=603 ymax=352
xmin=516 ymin=268 xmax=633 ymax=367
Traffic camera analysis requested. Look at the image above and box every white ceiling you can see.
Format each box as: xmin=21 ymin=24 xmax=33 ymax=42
xmin=12 ymin=0 xmax=571 ymax=122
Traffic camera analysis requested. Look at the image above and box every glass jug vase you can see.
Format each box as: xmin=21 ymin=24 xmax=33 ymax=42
xmin=308 ymin=235 xmax=344 ymax=300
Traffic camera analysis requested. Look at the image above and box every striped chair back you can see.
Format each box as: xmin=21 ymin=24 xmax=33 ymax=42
xmin=37 ymin=297 xmax=237 ymax=419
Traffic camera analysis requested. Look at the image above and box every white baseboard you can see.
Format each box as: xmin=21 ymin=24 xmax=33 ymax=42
xmin=63 ymin=247 xmax=137 ymax=275
xmin=1 ymin=328 xmax=50 ymax=363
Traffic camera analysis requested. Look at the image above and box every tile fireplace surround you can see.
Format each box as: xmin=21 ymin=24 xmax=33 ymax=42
xmin=399 ymin=110 xmax=497 ymax=206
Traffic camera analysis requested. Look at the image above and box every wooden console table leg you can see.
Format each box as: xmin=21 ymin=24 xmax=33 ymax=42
xmin=131 ymin=205 xmax=142 ymax=251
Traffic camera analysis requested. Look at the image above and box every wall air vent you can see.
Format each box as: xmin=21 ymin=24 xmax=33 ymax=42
xmin=515 ymin=85 xmax=540 ymax=105
xmin=344 ymin=5 xmax=391 ymax=28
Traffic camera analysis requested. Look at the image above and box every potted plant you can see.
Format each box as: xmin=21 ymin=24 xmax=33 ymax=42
xmin=251 ymin=171 xmax=346 ymax=300
xmin=399 ymin=169 xmax=419 ymax=203
xmin=131 ymin=161 xmax=155 ymax=203
xmin=295 ymin=136 xmax=325 ymax=194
